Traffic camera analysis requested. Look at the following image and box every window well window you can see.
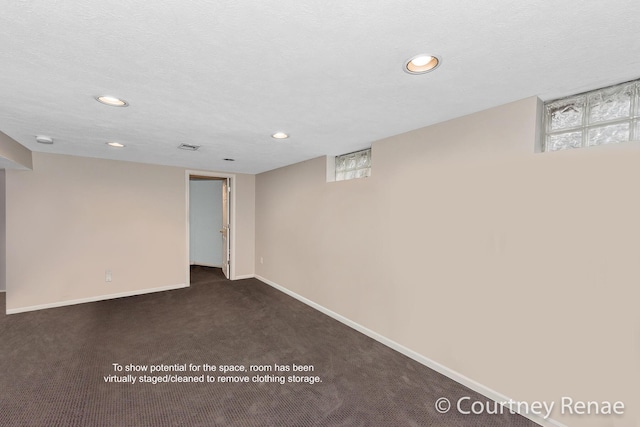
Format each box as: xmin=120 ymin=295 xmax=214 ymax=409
xmin=544 ymin=79 xmax=640 ymax=152
xmin=335 ymin=149 xmax=371 ymax=181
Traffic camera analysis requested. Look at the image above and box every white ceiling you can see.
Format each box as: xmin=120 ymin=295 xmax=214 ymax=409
xmin=1 ymin=1 xmax=639 ymax=174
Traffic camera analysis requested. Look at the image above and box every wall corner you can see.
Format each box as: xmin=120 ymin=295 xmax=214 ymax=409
xmin=533 ymin=96 xmax=545 ymax=154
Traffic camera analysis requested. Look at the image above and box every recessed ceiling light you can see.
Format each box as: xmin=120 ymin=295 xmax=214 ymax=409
xmin=404 ymin=54 xmax=441 ymax=74
xmin=272 ymin=132 xmax=289 ymax=139
xmin=35 ymin=135 xmax=53 ymax=144
xmin=96 ymin=96 xmax=129 ymax=107
xmin=106 ymin=142 xmax=125 ymax=148
xmin=223 ymin=158 xmax=235 ymax=161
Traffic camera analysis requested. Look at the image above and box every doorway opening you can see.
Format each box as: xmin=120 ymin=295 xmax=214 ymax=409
xmin=186 ymin=171 xmax=235 ymax=283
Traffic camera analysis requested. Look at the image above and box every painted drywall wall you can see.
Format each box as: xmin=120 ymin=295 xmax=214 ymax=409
xmin=5 ymin=152 xmax=256 ymax=313
xmin=189 ymin=180 xmax=223 ymax=267
xmin=0 ymin=131 xmax=32 ymax=170
xmin=234 ymin=173 xmax=255 ymax=278
xmin=0 ymin=170 xmax=5 ymax=292
xmin=255 ymin=97 xmax=639 ymax=427
xmin=5 ymin=153 xmax=187 ymax=312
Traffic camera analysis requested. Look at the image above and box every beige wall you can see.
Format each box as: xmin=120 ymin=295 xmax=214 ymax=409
xmin=6 ymin=153 xmax=187 ymax=311
xmin=6 ymin=152 xmax=255 ymax=312
xmin=0 ymin=130 xmax=32 ymax=170
xmin=255 ymin=97 xmax=639 ymax=427
xmin=234 ymin=173 xmax=255 ymax=278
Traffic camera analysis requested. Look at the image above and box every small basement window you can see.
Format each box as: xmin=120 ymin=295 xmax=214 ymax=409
xmin=335 ymin=149 xmax=371 ymax=181
xmin=544 ymin=78 xmax=640 ymax=151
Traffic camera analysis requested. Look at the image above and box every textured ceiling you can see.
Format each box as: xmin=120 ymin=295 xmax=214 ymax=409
xmin=1 ymin=1 xmax=639 ymax=174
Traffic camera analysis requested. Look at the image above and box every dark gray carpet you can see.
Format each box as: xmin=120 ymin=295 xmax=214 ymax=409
xmin=0 ymin=267 xmax=539 ymax=426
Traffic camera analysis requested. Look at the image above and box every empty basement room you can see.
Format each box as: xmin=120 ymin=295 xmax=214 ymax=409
xmin=1 ymin=2 xmax=639 ymax=427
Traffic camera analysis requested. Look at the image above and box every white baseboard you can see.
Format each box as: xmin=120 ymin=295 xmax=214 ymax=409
xmin=233 ymin=274 xmax=255 ymax=280
xmin=6 ymin=283 xmax=188 ymax=315
xmin=255 ymin=275 xmax=565 ymax=427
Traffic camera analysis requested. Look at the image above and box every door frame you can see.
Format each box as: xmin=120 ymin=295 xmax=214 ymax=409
xmin=221 ymin=177 xmax=230 ymax=279
xmin=185 ymin=170 xmax=236 ymax=284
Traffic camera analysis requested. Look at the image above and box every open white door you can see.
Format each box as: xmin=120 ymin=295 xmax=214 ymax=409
xmin=221 ymin=177 xmax=230 ymax=279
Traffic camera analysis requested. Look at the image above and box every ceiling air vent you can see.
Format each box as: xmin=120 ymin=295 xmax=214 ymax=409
xmin=178 ymin=143 xmax=200 ymax=151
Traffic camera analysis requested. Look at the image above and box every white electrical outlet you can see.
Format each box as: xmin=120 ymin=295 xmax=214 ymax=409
xmin=105 ymin=269 xmax=112 ymax=282
xmin=260 ymin=257 xmax=264 ymax=264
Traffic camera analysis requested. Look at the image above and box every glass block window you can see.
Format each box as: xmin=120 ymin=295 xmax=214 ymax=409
xmin=544 ymin=79 xmax=640 ymax=151
xmin=335 ymin=149 xmax=371 ymax=181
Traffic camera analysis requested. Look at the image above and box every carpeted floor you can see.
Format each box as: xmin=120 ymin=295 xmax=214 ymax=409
xmin=0 ymin=267 xmax=539 ymax=426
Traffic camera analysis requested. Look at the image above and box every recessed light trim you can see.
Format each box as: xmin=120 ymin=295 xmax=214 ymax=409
xmin=35 ymin=135 xmax=54 ymax=144
xmin=96 ymin=96 xmax=129 ymax=107
xmin=106 ymin=142 xmax=125 ymax=148
xmin=404 ymin=54 xmax=441 ymax=74
xmin=271 ymin=132 xmax=289 ymax=139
